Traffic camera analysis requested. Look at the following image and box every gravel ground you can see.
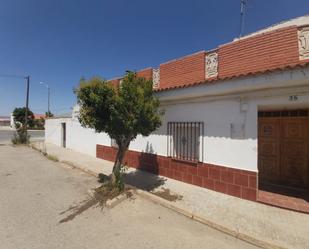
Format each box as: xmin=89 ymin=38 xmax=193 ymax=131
xmin=0 ymin=145 xmax=259 ymax=249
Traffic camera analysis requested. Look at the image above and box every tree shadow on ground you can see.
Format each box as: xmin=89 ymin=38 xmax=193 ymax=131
xmin=124 ymin=169 xmax=166 ymax=191
xmin=58 ymin=183 xmax=132 ymax=224
xmin=59 ymin=148 xmax=173 ymax=224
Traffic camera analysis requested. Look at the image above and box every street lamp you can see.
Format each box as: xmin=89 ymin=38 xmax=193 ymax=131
xmin=40 ymin=82 xmax=50 ymax=114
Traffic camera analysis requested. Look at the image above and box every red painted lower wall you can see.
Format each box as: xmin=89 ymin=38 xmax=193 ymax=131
xmin=96 ymin=144 xmax=257 ymax=201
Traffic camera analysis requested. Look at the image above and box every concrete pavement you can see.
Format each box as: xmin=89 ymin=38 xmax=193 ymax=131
xmin=31 ymin=141 xmax=309 ymax=249
xmin=0 ymin=145 xmax=258 ymax=249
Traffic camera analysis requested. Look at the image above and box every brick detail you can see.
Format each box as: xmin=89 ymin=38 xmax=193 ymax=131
xmin=136 ymin=68 xmax=153 ymax=80
xmin=108 ymin=26 xmax=304 ymax=92
xmin=218 ymin=26 xmax=299 ymax=79
xmin=159 ymin=51 xmax=205 ymax=89
xmin=109 ymin=79 xmax=120 ymax=88
xmin=96 ymin=144 xmax=258 ymax=202
xmin=108 ymin=68 xmax=153 ymax=88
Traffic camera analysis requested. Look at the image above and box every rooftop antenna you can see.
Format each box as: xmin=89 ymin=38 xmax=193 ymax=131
xmin=239 ymin=0 xmax=247 ymax=37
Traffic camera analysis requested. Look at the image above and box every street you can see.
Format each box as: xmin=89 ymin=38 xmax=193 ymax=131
xmin=0 ymin=145 xmax=259 ymax=249
xmin=0 ymin=127 xmax=44 ymax=144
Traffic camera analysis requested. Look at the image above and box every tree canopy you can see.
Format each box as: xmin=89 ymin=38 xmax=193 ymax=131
xmin=12 ymin=107 xmax=34 ymax=128
xmin=75 ymin=71 xmax=163 ymax=188
xmin=76 ymin=72 xmax=162 ymax=145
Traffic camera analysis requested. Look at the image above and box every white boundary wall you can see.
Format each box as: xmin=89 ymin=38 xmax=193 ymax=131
xmin=45 ymin=67 xmax=309 ymax=173
xmin=45 ymin=118 xmax=110 ymax=157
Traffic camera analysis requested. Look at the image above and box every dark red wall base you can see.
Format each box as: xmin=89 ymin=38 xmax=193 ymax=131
xmin=96 ymin=144 xmax=257 ymax=201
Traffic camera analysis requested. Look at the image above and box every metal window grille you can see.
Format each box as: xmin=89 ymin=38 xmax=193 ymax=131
xmin=167 ymin=122 xmax=204 ymax=162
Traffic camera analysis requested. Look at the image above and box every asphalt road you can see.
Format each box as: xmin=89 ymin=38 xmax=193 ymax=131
xmin=0 ymin=145 xmax=259 ymax=249
xmin=0 ymin=127 xmax=44 ymax=144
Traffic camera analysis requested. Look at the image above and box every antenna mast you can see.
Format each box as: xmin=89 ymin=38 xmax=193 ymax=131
xmin=239 ymin=0 xmax=247 ymax=37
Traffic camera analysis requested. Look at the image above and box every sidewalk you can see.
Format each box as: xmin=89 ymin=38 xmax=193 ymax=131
xmin=31 ymin=141 xmax=309 ymax=249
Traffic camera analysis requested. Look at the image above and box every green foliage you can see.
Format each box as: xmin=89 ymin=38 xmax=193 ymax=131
xmin=75 ymin=71 xmax=163 ymax=189
xmin=11 ymin=129 xmax=30 ymax=144
xmin=45 ymin=111 xmax=54 ymax=118
xmin=46 ymin=154 xmax=59 ymax=162
xmin=32 ymin=118 xmax=45 ymax=130
xmin=113 ymin=165 xmax=127 ymax=191
xmin=75 ymin=72 xmax=162 ymax=144
xmin=12 ymin=107 xmax=34 ymax=128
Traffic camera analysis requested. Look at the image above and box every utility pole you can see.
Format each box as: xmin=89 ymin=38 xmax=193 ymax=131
xmin=47 ymin=86 xmax=50 ymax=114
xmin=40 ymin=82 xmax=51 ymax=115
xmin=239 ymin=0 xmax=247 ymax=38
xmin=24 ymin=76 xmax=30 ymax=136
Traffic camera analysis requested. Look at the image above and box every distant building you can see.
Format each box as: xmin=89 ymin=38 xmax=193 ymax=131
xmin=0 ymin=116 xmax=10 ymax=126
xmin=34 ymin=114 xmax=46 ymax=120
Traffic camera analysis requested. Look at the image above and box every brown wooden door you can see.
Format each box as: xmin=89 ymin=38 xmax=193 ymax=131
xmin=280 ymin=118 xmax=308 ymax=188
xmin=258 ymin=112 xmax=309 ymax=189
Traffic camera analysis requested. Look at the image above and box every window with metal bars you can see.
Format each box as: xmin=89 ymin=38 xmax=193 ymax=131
xmin=167 ymin=122 xmax=204 ymax=162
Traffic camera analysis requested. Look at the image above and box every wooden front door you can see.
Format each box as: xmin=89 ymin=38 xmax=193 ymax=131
xmin=258 ymin=110 xmax=309 ymax=189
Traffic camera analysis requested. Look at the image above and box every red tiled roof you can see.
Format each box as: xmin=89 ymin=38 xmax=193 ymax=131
xmin=34 ymin=114 xmax=46 ymax=119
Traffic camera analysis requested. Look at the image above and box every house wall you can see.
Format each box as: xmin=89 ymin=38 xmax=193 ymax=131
xmin=45 ymin=118 xmax=111 ymax=156
xmin=66 ymin=120 xmax=110 ymax=156
xmin=44 ymin=67 xmax=309 ymax=202
xmin=45 ymin=118 xmax=69 ymax=147
xmin=129 ymin=99 xmax=257 ymax=171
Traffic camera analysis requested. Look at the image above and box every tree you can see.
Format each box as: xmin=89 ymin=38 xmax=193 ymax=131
xmin=12 ymin=107 xmax=34 ymax=128
xmin=75 ymin=72 xmax=163 ymax=189
xmin=11 ymin=107 xmax=34 ymax=144
xmin=45 ymin=111 xmax=54 ymax=118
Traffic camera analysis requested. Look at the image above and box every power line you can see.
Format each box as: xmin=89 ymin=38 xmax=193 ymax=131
xmin=0 ymin=73 xmax=27 ymax=79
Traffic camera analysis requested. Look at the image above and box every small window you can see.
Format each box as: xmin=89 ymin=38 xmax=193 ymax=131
xmin=167 ymin=122 xmax=204 ymax=162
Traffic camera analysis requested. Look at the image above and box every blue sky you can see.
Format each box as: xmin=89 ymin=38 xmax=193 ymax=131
xmin=0 ymin=0 xmax=308 ymax=115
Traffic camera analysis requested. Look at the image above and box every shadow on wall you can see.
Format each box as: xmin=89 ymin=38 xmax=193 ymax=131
xmin=123 ymin=141 xmax=166 ymax=191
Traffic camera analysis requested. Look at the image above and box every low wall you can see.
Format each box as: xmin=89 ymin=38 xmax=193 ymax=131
xmin=96 ymin=144 xmax=257 ymax=201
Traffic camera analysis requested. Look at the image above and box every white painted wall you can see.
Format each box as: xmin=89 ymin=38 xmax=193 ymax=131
xmin=129 ymin=98 xmax=258 ymax=171
xmin=66 ymin=119 xmax=110 ymax=157
xmin=45 ymin=118 xmax=68 ymax=147
xmin=45 ymin=67 xmax=309 ymax=173
xmin=45 ymin=118 xmax=111 ymax=157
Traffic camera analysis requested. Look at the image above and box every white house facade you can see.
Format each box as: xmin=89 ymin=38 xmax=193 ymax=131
xmin=45 ymin=16 xmax=309 ymax=212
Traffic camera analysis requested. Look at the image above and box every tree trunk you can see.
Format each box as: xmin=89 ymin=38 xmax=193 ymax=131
xmin=111 ymin=140 xmax=130 ymax=186
xmin=112 ymin=146 xmax=126 ymax=174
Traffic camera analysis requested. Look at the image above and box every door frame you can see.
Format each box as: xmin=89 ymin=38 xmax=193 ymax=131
xmin=257 ymin=109 xmax=309 ymax=190
xmin=61 ymin=122 xmax=66 ymax=148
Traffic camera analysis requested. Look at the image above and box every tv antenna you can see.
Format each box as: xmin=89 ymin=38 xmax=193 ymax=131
xmin=239 ymin=0 xmax=247 ymax=37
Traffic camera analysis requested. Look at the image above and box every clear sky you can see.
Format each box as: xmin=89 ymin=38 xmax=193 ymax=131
xmin=0 ymin=0 xmax=308 ymax=116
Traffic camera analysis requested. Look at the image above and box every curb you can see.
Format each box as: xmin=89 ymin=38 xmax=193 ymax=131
xmin=30 ymin=142 xmax=98 ymax=177
xmin=135 ymin=189 xmax=287 ymax=249
xmin=60 ymin=160 xmax=98 ymax=177
xmin=29 ymin=143 xmax=287 ymax=249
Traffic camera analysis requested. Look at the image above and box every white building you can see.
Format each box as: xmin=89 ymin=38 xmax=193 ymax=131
xmin=46 ymin=16 xmax=309 ymax=212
